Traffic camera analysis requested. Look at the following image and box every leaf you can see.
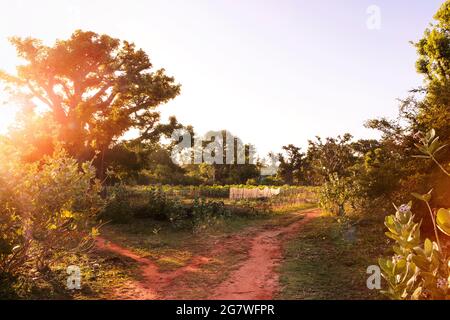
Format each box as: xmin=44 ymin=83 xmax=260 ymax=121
xmin=411 ymin=286 xmax=422 ymax=300
xmin=414 ymin=143 xmax=429 ymax=155
xmin=411 ymin=190 xmax=432 ymax=202
xmin=48 ymin=224 xmax=57 ymax=230
xmin=428 ymin=136 xmax=440 ymax=154
xmin=385 ymin=231 xmax=401 ymax=242
xmin=436 ymin=208 xmax=450 ymax=236
xmin=412 ymin=155 xmax=431 ymax=159
xmin=61 ymin=210 xmax=73 ymax=219
xmin=411 ymin=254 xmax=429 ymax=270
xmin=378 ymin=258 xmax=392 ymax=275
xmin=424 ymin=189 xmax=433 ymax=202
xmin=91 ymin=227 xmax=100 ymax=237
xmin=411 ymin=192 xmax=424 ymax=201
xmin=385 ymin=216 xmax=398 ymax=234
xmin=426 ymin=129 xmax=436 ymax=142
xmin=433 ymin=144 xmax=448 ymax=156
xmin=424 ymin=238 xmax=433 ymax=256
xmin=394 ymin=259 xmax=407 ymax=275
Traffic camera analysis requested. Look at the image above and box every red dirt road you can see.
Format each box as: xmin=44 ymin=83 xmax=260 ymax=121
xmin=96 ymin=238 xmax=212 ymax=299
xmin=97 ymin=209 xmax=319 ymax=300
xmin=210 ymin=210 xmax=318 ymax=300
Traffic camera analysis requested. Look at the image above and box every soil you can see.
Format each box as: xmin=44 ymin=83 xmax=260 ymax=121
xmin=96 ymin=209 xmax=320 ymax=300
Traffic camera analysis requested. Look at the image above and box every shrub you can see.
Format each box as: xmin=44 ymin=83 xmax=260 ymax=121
xmin=228 ymin=199 xmax=271 ymax=216
xmin=0 ymin=147 xmax=103 ymax=276
xmin=133 ymin=187 xmax=186 ymax=222
xmin=100 ymin=184 xmax=134 ymax=224
xmin=379 ymin=202 xmax=449 ymax=299
xmin=379 ymin=129 xmax=450 ymax=299
xmin=198 ymin=186 xmax=230 ymax=198
xmin=191 ymin=198 xmax=229 ymax=233
xmin=0 ymin=181 xmax=27 ymax=276
xmin=319 ymin=173 xmax=356 ymax=216
xmin=130 ymin=186 xmax=232 ymax=231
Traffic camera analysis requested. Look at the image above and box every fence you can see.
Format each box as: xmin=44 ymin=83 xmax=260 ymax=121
xmin=229 ymin=187 xmax=281 ymax=200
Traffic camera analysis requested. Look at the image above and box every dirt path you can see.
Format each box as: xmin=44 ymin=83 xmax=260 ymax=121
xmin=96 ymin=238 xmax=212 ymax=299
xmin=209 ymin=210 xmax=319 ymax=300
xmin=96 ymin=209 xmax=319 ymax=300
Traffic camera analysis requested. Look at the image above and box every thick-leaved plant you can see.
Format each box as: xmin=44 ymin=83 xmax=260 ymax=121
xmin=0 ymin=146 xmax=103 ymax=276
xmin=379 ymin=129 xmax=450 ymax=299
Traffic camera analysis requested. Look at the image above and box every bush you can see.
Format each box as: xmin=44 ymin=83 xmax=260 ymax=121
xmin=379 ymin=130 xmax=450 ymax=299
xmin=197 ymin=186 xmax=230 ymax=198
xmin=132 ymin=187 xmax=185 ymax=221
xmin=228 ymin=199 xmax=271 ymax=216
xmin=378 ymin=202 xmax=449 ymax=299
xmin=138 ymin=190 xmax=231 ymax=231
xmin=191 ymin=198 xmax=230 ymax=233
xmin=0 ymin=147 xmax=103 ymax=277
xmin=99 ymin=184 xmax=134 ymax=224
xmin=319 ymin=173 xmax=356 ymax=216
xmin=0 ymin=180 xmax=27 ymax=276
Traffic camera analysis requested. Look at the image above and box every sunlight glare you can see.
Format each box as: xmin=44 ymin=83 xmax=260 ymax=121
xmin=0 ymin=105 xmax=17 ymax=134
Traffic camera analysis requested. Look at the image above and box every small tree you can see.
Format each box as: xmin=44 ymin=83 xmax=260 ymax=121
xmin=319 ymin=173 xmax=355 ymax=216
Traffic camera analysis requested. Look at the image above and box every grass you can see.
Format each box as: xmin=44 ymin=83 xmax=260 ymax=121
xmin=93 ymin=202 xmax=315 ymax=299
xmin=99 ymin=214 xmax=268 ymax=262
xmin=100 ymin=201 xmax=317 ymax=268
xmin=97 ymin=216 xmax=260 ymax=299
xmin=3 ymin=201 xmax=389 ymax=300
xmin=0 ymin=250 xmax=140 ymax=300
xmin=276 ymin=212 xmax=390 ymax=300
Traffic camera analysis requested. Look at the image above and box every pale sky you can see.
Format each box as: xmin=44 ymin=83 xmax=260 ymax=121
xmin=0 ymin=0 xmax=444 ymax=155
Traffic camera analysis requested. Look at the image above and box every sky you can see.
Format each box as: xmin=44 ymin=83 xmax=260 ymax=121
xmin=0 ymin=0 xmax=445 ymax=155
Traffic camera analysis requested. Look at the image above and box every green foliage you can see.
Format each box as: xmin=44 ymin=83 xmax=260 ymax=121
xmin=197 ymin=185 xmax=230 ymax=198
xmin=277 ymin=144 xmax=307 ymax=185
xmin=138 ymin=187 xmax=186 ymax=225
xmin=357 ymin=147 xmax=402 ymax=198
xmin=0 ymin=30 xmax=181 ymax=160
xmin=379 ymin=203 xmax=449 ymax=300
xmin=436 ymin=208 xmax=450 ymax=236
xmin=190 ymin=198 xmax=229 ymax=233
xmin=103 ymin=184 xmax=304 ymax=233
xmin=379 ymin=129 xmax=450 ymax=300
xmin=415 ymin=1 xmax=450 ymax=82
xmin=411 ymin=1 xmax=450 ymax=139
xmin=99 ymin=184 xmax=134 ymax=224
xmin=0 ymin=184 xmax=26 ymax=275
xmin=319 ymin=173 xmax=356 ymax=216
xmin=0 ymin=147 xmax=103 ymax=277
xmin=117 ymin=186 xmax=231 ymax=231
xmin=228 ymin=199 xmax=272 ymax=216
xmin=306 ymin=134 xmax=357 ymax=183
xmin=413 ymin=128 xmax=450 ymax=176
xmin=143 ymin=187 xmax=172 ymax=219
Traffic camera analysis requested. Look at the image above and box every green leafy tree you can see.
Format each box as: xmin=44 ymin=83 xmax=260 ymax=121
xmin=306 ymin=133 xmax=357 ymax=183
xmin=0 ymin=30 xmax=181 ymax=169
xmin=319 ymin=173 xmax=356 ymax=216
xmin=277 ymin=144 xmax=307 ymax=185
xmin=182 ymin=130 xmax=260 ymax=185
xmin=413 ymin=1 xmax=450 ymax=140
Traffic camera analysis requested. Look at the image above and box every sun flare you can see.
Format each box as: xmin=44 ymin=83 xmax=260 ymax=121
xmin=0 ymin=104 xmax=17 ymax=134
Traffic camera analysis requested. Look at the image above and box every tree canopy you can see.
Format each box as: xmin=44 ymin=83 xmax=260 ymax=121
xmin=0 ymin=30 xmax=181 ymax=161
